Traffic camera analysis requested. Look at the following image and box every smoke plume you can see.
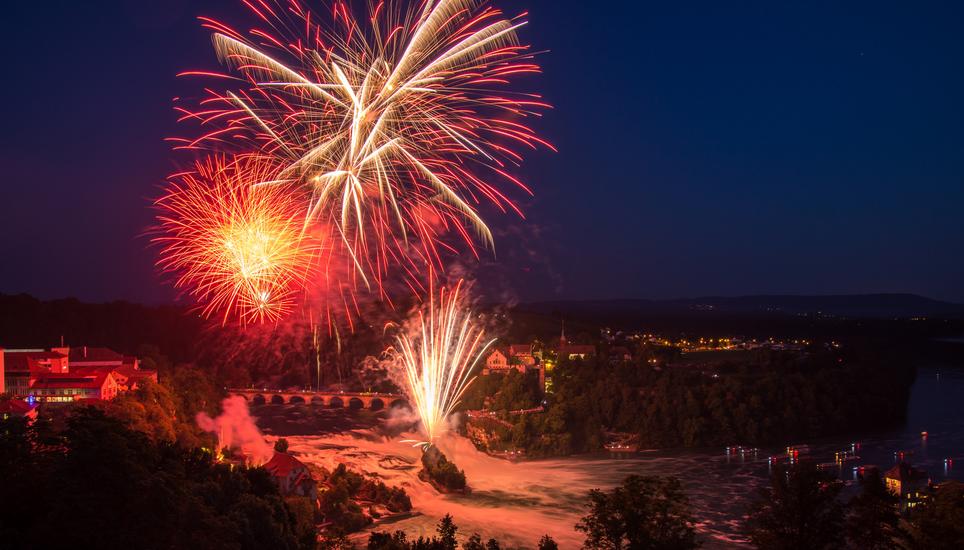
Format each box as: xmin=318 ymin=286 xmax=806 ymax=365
xmin=196 ymin=396 xmax=274 ymax=465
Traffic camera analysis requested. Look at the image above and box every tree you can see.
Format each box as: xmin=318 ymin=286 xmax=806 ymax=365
xmin=319 ymin=532 xmax=355 ymax=549
xmin=105 ymin=379 xmax=178 ymax=442
xmin=538 ymin=535 xmax=559 ymax=550
xmin=438 ymin=514 xmax=458 ymax=550
xmin=846 ymin=469 xmax=905 ymax=549
xmin=745 ymin=463 xmax=843 ymax=550
xmin=0 ymin=406 xmax=312 ymax=550
xmin=576 ymin=475 xmax=700 ymax=549
xmin=421 ymin=447 xmax=467 ymax=492
xmin=368 ymin=531 xmax=411 ymax=550
xmin=907 ymin=480 xmax=964 ymax=549
xmin=462 ymin=534 xmax=485 ymax=550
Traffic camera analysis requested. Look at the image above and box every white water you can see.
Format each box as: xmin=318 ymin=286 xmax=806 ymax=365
xmin=282 ymin=430 xmax=593 ymax=548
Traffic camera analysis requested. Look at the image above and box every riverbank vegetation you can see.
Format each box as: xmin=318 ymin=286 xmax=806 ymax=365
xmin=747 ymin=461 xmax=964 ymax=550
xmin=464 ymin=340 xmax=916 ymax=457
xmin=0 ymin=408 xmax=316 ymax=549
xmin=319 ymin=463 xmax=413 ymax=534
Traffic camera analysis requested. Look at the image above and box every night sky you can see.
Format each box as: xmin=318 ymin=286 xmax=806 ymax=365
xmin=2 ymin=0 xmax=963 ymax=305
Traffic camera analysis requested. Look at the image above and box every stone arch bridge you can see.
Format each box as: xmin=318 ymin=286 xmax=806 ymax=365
xmin=230 ymin=389 xmax=407 ymax=411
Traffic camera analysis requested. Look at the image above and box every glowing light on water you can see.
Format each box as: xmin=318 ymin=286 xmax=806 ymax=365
xmin=393 ymin=281 xmax=493 ymax=447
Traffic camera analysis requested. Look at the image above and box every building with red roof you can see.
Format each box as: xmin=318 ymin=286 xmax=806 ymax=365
xmin=30 ymin=371 xmax=120 ymax=403
xmin=3 ymin=349 xmax=69 ymax=397
xmin=68 ymin=346 xmax=125 ymax=367
xmin=556 ymin=323 xmax=596 ymax=361
xmin=263 ymin=451 xmax=318 ymax=498
xmin=0 ymin=398 xmax=39 ymax=421
xmin=2 ymin=344 xmax=156 ymax=404
xmin=482 ymin=348 xmax=514 ymax=375
xmin=482 ymin=342 xmax=546 ymax=388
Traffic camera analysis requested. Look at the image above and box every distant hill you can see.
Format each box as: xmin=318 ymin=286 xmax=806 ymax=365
xmin=515 ymin=294 xmax=964 ymax=324
xmin=0 ymin=293 xmax=202 ymax=362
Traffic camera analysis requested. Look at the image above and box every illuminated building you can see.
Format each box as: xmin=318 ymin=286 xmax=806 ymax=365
xmin=2 ymin=345 xmax=157 ymax=404
xmin=263 ymin=451 xmax=318 ymax=498
xmin=557 ymin=323 xmax=595 ymax=360
xmin=483 ymin=349 xmax=513 ymax=374
xmin=67 ymin=346 xmax=157 ymax=391
xmin=2 ymin=349 xmax=69 ymax=396
xmin=30 ymin=371 xmax=120 ymax=403
xmin=508 ymin=344 xmax=536 ymax=367
xmin=884 ymin=462 xmax=930 ymax=511
xmin=483 ymin=344 xmax=546 ymax=388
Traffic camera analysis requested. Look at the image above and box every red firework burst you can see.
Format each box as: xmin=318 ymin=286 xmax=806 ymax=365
xmin=154 ymin=155 xmax=317 ymax=325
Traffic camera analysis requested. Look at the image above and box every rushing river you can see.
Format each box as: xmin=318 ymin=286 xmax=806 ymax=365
xmin=256 ymin=365 xmax=964 ymax=549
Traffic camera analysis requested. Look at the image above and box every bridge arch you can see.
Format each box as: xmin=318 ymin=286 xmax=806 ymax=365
xmin=328 ymin=396 xmax=344 ymax=408
xmin=270 ymin=394 xmax=284 ymax=405
xmin=252 ymin=394 xmax=266 ymax=405
xmin=289 ymin=395 xmax=305 ymax=404
xmin=310 ymin=395 xmax=325 ymax=406
xmin=390 ymin=398 xmax=409 ymax=410
xmin=370 ymin=398 xmax=385 ymax=411
xmin=348 ymin=397 xmax=364 ymax=410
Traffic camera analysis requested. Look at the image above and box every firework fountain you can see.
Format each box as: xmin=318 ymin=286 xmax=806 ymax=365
xmin=392 ymin=280 xmax=493 ymax=448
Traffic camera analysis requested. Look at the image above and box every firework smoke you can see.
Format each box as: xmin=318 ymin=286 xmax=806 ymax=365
xmin=197 ymin=395 xmax=275 ymax=465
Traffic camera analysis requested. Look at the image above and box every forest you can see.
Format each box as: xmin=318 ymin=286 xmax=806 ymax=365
xmin=463 ymin=339 xmax=917 ymax=456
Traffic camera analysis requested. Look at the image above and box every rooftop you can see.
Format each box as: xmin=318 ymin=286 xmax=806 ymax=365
xmin=0 ymin=399 xmax=37 ymax=415
xmin=69 ymin=346 xmax=124 ymax=363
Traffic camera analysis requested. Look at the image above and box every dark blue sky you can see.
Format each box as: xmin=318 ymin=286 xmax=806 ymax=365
xmin=2 ymin=0 xmax=963 ymax=304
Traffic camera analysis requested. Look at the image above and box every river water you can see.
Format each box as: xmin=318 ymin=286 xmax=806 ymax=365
xmin=259 ymin=365 xmax=964 ymax=549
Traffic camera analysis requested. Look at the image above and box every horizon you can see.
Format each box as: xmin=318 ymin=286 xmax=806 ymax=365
xmin=3 ymin=289 xmax=961 ymax=309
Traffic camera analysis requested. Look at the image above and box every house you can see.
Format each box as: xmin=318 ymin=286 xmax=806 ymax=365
xmin=263 ymin=451 xmax=318 ymax=498
xmin=482 ymin=345 xmax=546 ymax=388
xmin=884 ymin=462 xmax=929 ymax=511
xmin=68 ymin=347 xmax=157 ymax=389
xmin=483 ymin=349 xmax=516 ymax=374
xmin=508 ymin=344 xmax=536 ymax=367
xmin=2 ymin=349 xmax=69 ymax=396
xmin=2 ymin=345 xmax=156 ymax=404
xmin=0 ymin=398 xmax=38 ymax=421
xmin=30 ymin=370 xmax=121 ymax=403
xmin=556 ymin=322 xmax=596 ymax=361
xmin=68 ymin=346 xmax=125 ymax=368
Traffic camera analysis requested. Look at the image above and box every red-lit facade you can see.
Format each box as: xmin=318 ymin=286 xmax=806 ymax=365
xmin=1 ymin=345 xmax=157 ymax=404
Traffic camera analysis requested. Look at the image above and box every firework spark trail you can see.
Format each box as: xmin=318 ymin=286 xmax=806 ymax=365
xmin=171 ymin=0 xmax=552 ymax=307
xmin=393 ymin=280 xmax=493 ymax=447
xmin=153 ymin=156 xmax=317 ymax=325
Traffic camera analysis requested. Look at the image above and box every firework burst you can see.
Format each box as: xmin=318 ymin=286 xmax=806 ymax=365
xmin=173 ymin=0 xmax=552 ymax=298
xmin=154 ymin=156 xmax=316 ymax=325
xmin=393 ymin=280 xmax=492 ymax=447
